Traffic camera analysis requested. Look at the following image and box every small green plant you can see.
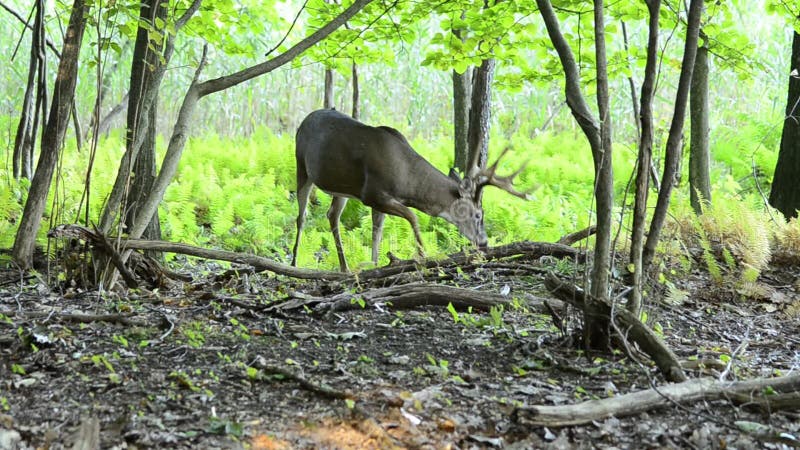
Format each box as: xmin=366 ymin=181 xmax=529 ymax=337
xmin=112 ymin=334 xmax=129 ymax=348
xmin=229 ymin=318 xmax=251 ymax=341
xmin=245 ymin=366 xmax=259 ymax=381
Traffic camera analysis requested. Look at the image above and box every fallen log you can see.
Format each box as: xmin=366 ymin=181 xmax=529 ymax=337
xmin=513 ymin=374 xmax=800 ymax=427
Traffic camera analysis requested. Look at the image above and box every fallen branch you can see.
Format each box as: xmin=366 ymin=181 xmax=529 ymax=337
xmin=48 ymin=224 xmax=348 ymax=281
xmin=544 ymin=272 xmax=687 ymax=382
xmin=273 ymin=282 xmax=518 ymax=313
xmin=358 ymin=241 xmax=580 ymax=281
xmin=251 ymin=356 xmax=354 ymax=400
xmin=513 ymin=374 xmax=800 ymax=427
xmin=49 ymin=224 xmax=580 ymax=284
xmin=0 ymin=310 xmax=140 ymax=325
xmin=557 ymin=225 xmax=596 ymax=246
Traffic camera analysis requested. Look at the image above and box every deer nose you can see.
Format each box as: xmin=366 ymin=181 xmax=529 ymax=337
xmin=476 ymin=239 xmax=488 ymax=251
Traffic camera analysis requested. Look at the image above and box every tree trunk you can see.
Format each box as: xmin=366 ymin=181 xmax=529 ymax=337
xmin=324 ymin=68 xmax=334 ymax=109
xmin=467 ymin=59 xmax=495 ymax=173
xmin=769 ymin=29 xmax=800 ymax=219
xmin=689 ymin=37 xmax=711 ymax=214
xmin=453 ymin=68 xmax=472 ymax=173
xmin=628 ymin=0 xmax=661 ymax=315
xmin=643 ymin=0 xmax=704 ymax=268
xmin=12 ymin=0 xmax=87 ymax=269
xmin=587 ymin=0 xmax=613 ymax=350
xmin=351 ymin=62 xmax=360 ymax=120
xmin=126 ymin=103 xmax=162 ymax=253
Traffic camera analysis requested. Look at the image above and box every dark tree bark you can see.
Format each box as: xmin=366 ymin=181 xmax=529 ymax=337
xmin=127 ymin=103 xmax=162 ymax=252
xmin=643 ymin=0 xmax=704 ymax=268
xmin=467 ymin=59 xmax=495 ymax=172
xmin=689 ymin=37 xmax=711 ymax=214
xmin=769 ymin=29 xmax=800 ymax=219
xmin=629 ymin=0 xmax=660 ymax=315
xmin=536 ymin=0 xmax=612 ymax=350
xmin=12 ymin=0 xmax=87 ymax=269
xmin=453 ymin=67 xmax=472 ymax=173
xmin=351 ymin=62 xmax=360 ymax=119
xmin=324 ymin=68 xmax=334 ymax=109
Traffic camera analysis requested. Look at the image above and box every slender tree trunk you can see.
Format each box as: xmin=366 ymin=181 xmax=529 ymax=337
xmin=29 ymin=17 xmax=48 ymax=180
xmin=643 ymin=0 xmax=704 ymax=268
xmin=453 ymin=68 xmax=472 ymax=173
xmin=324 ymin=68 xmax=334 ymax=109
xmin=629 ymin=0 xmax=661 ymax=315
xmin=769 ymin=29 xmax=800 ymax=219
xmin=588 ymin=0 xmax=614 ymax=350
xmin=12 ymin=0 xmax=87 ymax=269
xmin=351 ymin=62 xmax=360 ymax=119
xmin=467 ymin=59 xmax=495 ymax=173
xmin=689 ymin=37 xmax=710 ymax=214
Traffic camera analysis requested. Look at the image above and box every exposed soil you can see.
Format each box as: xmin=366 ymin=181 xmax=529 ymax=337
xmin=1 ymin=250 xmax=799 ymax=449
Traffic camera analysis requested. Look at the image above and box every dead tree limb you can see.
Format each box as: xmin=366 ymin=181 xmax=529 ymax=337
xmin=49 ymin=224 xmax=580 ymax=284
xmin=544 ymin=272 xmax=687 ymax=382
xmin=273 ymin=282 xmax=519 ymax=313
xmin=48 ymin=224 xmax=348 ymax=281
xmin=359 ymin=241 xmax=580 ymax=281
xmin=557 ymin=225 xmax=596 ymax=246
xmin=513 ymin=374 xmax=800 ymax=427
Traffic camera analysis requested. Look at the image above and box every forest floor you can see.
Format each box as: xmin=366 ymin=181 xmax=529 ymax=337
xmin=0 ymin=245 xmax=799 ymax=449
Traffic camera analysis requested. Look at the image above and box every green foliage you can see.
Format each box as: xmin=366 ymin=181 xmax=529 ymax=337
xmin=671 ymin=192 xmax=773 ymax=288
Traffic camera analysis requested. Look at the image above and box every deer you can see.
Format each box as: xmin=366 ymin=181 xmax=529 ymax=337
xmin=291 ymin=109 xmax=529 ymax=272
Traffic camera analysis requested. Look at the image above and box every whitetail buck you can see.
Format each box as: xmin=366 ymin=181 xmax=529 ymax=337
xmin=291 ymin=109 xmax=529 ymax=272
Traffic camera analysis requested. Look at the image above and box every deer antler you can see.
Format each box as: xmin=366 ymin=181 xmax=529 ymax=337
xmin=475 ymin=148 xmax=532 ymax=200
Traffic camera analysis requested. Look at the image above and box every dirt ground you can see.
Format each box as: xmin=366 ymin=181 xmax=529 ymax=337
xmin=1 ymin=249 xmax=799 ymax=449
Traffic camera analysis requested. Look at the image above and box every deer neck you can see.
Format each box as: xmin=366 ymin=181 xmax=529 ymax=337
xmin=402 ymin=164 xmax=460 ymax=218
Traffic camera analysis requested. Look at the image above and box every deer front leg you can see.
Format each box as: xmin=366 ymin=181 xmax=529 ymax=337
xmin=327 ymin=196 xmax=349 ymax=272
xmin=374 ymin=198 xmax=426 ymax=260
xmin=371 ymin=209 xmax=385 ymax=266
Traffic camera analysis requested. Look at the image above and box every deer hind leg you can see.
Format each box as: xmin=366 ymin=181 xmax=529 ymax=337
xmin=291 ymin=168 xmax=313 ymax=267
xmin=371 ymin=209 xmax=385 ymax=266
xmin=327 ymin=196 xmax=349 ymax=272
